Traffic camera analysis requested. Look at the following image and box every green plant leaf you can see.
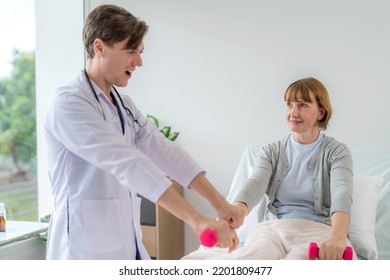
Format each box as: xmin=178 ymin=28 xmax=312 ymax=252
xmin=168 ymin=132 xmax=180 ymax=141
xmin=40 ymin=214 xmax=51 ymax=223
xmin=145 ymin=114 xmax=180 ymax=141
xmin=160 ymin=126 xmax=171 ymax=137
xmin=146 ymin=114 xmax=159 ymax=129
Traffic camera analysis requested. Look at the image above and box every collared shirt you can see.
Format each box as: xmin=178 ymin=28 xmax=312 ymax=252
xmin=44 ymin=70 xmax=203 ymax=259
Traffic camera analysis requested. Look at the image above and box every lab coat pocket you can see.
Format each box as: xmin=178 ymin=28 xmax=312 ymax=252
xmin=82 ymin=198 xmax=124 ymax=255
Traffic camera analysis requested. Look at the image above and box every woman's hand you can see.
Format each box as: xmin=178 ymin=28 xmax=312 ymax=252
xmin=318 ymin=237 xmax=348 ymax=260
xmin=318 ymin=211 xmax=351 ymax=260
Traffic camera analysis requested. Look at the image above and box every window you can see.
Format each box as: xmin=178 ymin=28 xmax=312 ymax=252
xmin=0 ymin=0 xmax=37 ymax=221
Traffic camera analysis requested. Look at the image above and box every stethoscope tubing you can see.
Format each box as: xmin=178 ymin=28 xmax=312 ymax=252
xmin=83 ymin=69 xmax=139 ymax=129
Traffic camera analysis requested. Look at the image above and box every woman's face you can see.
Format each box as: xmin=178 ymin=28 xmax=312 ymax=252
xmin=285 ymin=91 xmax=325 ymax=139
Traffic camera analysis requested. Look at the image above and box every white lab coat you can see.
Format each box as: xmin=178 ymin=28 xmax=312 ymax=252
xmin=44 ymin=71 xmax=203 ymax=259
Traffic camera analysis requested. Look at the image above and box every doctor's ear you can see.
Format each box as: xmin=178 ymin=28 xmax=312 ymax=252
xmin=93 ymin=38 xmax=105 ymax=57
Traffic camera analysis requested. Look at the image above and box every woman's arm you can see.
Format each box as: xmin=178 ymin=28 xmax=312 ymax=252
xmin=318 ymin=141 xmax=353 ymax=259
xmin=318 ymin=211 xmax=350 ymax=260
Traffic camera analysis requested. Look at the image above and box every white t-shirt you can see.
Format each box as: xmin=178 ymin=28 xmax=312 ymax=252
xmin=274 ymin=133 xmax=325 ymax=221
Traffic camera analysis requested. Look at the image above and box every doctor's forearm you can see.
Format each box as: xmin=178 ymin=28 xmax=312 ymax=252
xmin=189 ymin=173 xmax=230 ymax=213
xmin=156 ymin=185 xmax=204 ymax=233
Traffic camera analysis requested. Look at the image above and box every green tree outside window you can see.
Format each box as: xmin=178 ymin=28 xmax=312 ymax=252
xmin=0 ymin=50 xmax=37 ymax=221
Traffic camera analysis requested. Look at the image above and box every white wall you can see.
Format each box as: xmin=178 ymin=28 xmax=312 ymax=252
xmin=37 ymin=0 xmax=390 ymax=255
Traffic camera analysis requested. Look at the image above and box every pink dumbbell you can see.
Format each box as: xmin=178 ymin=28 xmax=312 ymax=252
xmin=308 ymin=242 xmax=353 ymax=260
xmin=200 ymin=228 xmax=218 ymax=247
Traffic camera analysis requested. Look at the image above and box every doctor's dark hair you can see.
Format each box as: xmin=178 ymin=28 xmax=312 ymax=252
xmin=83 ymin=4 xmax=148 ymax=59
xmin=284 ymin=77 xmax=333 ymax=131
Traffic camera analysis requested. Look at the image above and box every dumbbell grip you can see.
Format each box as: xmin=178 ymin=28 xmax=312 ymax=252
xmin=200 ymin=229 xmax=218 ymax=247
xmin=308 ymin=242 xmax=353 ymax=260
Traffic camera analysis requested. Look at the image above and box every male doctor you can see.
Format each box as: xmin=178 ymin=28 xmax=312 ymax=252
xmin=44 ymin=4 xmax=242 ymax=259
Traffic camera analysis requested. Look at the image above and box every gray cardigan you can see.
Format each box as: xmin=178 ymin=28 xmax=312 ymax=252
xmin=234 ymin=135 xmax=353 ymax=226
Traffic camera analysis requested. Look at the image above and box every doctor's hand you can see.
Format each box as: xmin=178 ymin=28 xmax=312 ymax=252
xmin=217 ymin=201 xmax=248 ymax=229
xmin=156 ymin=186 xmax=239 ymax=253
xmin=188 ymin=173 xmax=245 ymax=230
xmin=196 ymin=218 xmax=239 ymax=253
xmin=217 ymin=202 xmax=247 ymax=229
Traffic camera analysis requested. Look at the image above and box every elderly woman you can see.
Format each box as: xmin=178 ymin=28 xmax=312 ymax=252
xmin=183 ymin=77 xmax=357 ymax=260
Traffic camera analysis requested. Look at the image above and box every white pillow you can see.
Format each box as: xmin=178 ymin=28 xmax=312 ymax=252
xmin=349 ymin=176 xmax=383 ymax=260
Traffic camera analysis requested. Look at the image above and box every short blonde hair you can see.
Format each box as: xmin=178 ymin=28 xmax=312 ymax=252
xmin=284 ymin=77 xmax=332 ymax=130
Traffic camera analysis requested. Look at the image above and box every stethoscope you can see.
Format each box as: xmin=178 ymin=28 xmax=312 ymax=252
xmin=84 ymin=69 xmax=143 ymax=228
xmin=83 ymin=69 xmax=140 ymax=135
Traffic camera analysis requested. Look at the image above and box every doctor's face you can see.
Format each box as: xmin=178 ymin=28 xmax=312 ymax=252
xmin=102 ymin=38 xmax=144 ymax=88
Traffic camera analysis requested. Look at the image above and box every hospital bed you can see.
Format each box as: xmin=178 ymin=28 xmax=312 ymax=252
xmin=184 ymin=144 xmax=390 ymax=260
